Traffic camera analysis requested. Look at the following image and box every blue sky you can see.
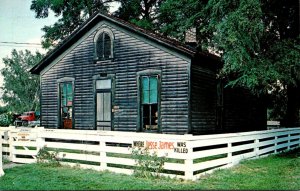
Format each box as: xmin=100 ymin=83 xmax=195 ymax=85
xmin=0 ymin=0 xmax=58 ymax=94
xmin=0 ymin=0 xmax=58 ymax=56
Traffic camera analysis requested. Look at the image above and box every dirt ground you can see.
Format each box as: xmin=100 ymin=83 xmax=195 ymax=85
xmin=3 ymin=163 xmax=24 ymax=170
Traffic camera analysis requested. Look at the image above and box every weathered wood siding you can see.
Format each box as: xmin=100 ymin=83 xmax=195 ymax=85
xmin=41 ymin=21 xmax=190 ymax=134
xmin=190 ymin=61 xmax=218 ymax=134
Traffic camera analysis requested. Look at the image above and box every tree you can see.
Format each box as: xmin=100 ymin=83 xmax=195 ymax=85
xmin=30 ymin=0 xmax=114 ymax=49
xmin=114 ymin=0 xmax=163 ymax=31
xmin=1 ymin=50 xmax=43 ymax=113
xmin=158 ymin=0 xmax=204 ymax=41
xmin=159 ymin=0 xmax=300 ymax=125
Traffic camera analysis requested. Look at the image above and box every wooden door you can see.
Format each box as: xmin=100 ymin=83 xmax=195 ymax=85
xmin=96 ymin=79 xmax=112 ymax=130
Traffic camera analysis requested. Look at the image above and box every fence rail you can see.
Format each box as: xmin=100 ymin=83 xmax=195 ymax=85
xmin=1 ymin=126 xmax=300 ymax=180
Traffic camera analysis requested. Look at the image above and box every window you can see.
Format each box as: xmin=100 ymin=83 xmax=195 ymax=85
xmin=59 ymin=82 xmax=74 ymax=129
xmin=139 ymin=73 xmax=160 ymax=132
xmin=94 ymin=28 xmax=114 ymax=60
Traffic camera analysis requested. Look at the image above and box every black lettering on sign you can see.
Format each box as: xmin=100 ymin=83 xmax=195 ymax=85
xmin=133 ymin=141 xmax=144 ymax=147
xmin=174 ymin=148 xmax=188 ymax=153
xmin=177 ymin=142 xmax=186 ymax=147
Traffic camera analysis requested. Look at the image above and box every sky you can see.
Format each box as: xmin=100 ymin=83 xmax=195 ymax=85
xmin=0 ymin=0 xmax=58 ymax=93
xmin=0 ymin=0 xmax=120 ymax=105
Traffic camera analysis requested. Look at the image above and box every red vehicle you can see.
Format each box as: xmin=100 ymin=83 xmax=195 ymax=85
xmin=15 ymin=111 xmax=40 ymax=127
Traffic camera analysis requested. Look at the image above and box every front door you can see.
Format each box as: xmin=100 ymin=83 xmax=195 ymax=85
xmin=96 ymin=79 xmax=112 ymax=130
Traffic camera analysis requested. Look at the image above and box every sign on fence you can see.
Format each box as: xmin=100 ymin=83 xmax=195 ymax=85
xmin=17 ymin=128 xmax=35 ymax=141
xmin=133 ymin=140 xmax=189 ymax=153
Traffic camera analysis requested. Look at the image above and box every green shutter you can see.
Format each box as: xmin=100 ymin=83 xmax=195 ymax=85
xmin=142 ymin=76 xmax=158 ymax=104
xmin=142 ymin=77 xmax=149 ymax=103
xmin=149 ymin=77 xmax=158 ymax=103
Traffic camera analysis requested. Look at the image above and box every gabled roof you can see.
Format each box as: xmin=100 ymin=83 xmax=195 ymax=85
xmin=30 ymin=13 xmax=218 ymax=74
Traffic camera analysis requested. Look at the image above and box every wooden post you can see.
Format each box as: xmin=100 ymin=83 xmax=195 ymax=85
xmin=274 ymin=136 xmax=278 ymax=154
xmin=184 ymin=142 xmax=193 ymax=180
xmin=8 ymin=126 xmax=15 ymax=162
xmin=0 ymin=136 xmax=5 ymax=177
xmin=254 ymin=139 xmax=259 ymax=158
xmin=36 ymin=127 xmax=45 ymax=162
xmin=100 ymin=139 xmax=107 ymax=170
xmin=287 ymin=134 xmax=291 ymax=150
xmin=227 ymin=142 xmax=233 ymax=166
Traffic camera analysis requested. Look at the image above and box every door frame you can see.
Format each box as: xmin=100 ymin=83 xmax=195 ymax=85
xmin=57 ymin=77 xmax=75 ymax=129
xmin=93 ymin=74 xmax=115 ymax=130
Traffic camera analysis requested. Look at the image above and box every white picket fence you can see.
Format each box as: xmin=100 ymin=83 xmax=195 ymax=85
xmin=1 ymin=126 xmax=300 ymax=180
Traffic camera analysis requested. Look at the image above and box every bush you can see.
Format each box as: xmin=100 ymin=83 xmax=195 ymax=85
xmin=131 ymin=147 xmax=166 ymax=179
xmin=36 ymin=146 xmax=61 ymax=167
xmin=0 ymin=112 xmax=13 ymax=126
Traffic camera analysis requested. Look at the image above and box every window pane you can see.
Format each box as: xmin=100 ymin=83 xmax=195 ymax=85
xmin=150 ymin=90 xmax=157 ymax=103
xmin=150 ymin=104 xmax=158 ymax=125
xmin=142 ymin=77 xmax=149 ymax=104
xmin=142 ymin=77 xmax=149 ymax=90
xmin=143 ymin=105 xmax=150 ymax=126
xmin=103 ymin=92 xmax=111 ymax=121
xmin=96 ymin=79 xmax=111 ymax=89
xmin=96 ymin=33 xmax=104 ymax=58
xmin=104 ymin=33 xmax=111 ymax=59
xmin=142 ymin=90 xmax=150 ymax=104
xmin=97 ymin=93 xmax=103 ymax=121
xmin=149 ymin=76 xmax=157 ymax=91
xmin=67 ymin=83 xmax=73 ymax=106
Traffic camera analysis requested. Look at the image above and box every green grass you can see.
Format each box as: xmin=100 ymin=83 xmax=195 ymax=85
xmin=1 ymin=147 xmax=299 ymax=190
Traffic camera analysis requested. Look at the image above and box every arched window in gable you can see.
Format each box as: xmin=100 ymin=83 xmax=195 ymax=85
xmin=94 ymin=28 xmax=114 ymax=60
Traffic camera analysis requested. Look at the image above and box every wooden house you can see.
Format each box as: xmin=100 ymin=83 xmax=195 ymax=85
xmin=30 ymin=13 xmax=266 ymax=134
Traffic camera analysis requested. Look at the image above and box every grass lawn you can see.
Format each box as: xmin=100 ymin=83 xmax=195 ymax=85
xmin=1 ymin=148 xmax=299 ymax=190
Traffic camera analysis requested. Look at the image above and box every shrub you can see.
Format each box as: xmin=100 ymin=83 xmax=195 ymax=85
xmin=131 ymin=147 xmax=166 ymax=179
xmin=0 ymin=112 xmax=13 ymax=126
xmin=36 ymin=146 xmax=61 ymax=167
xmin=2 ymin=156 xmax=10 ymax=164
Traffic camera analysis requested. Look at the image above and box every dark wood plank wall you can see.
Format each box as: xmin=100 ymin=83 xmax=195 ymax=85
xmin=222 ymin=88 xmax=267 ymax=132
xmin=190 ymin=63 xmax=218 ymax=134
xmin=41 ymin=22 xmax=190 ymax=134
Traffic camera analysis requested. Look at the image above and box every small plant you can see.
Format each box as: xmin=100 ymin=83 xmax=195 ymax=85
xmin=131 ymin=147 xmax=166 ymax=179
xmin=2 ymin=156 xmax=10 ymax=164
xmin=36 ymin=146 xmax=61 ymax=167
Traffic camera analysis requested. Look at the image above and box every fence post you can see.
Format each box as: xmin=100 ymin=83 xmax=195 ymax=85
xmin=227 ymin=142 xmax=233 ymax=167
xmin=99 ymin=139 xmax=107 ymax=170
xmin=0 ymin=136 xmax=5 ymax=177
xmin=287 ymin=134 xmax=291 ymax=150
xmin=184 ymin=141 xmax=193 ymax=180
xmin=36 ymin=127 xmax=45 ymax=161
xmin=254 ymin=138 xmax=259 ymax=158
xmin=274 ymin=135 xmax=278 ymax=154
xmin=8 ymin=126 xmax=15 ymax=162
